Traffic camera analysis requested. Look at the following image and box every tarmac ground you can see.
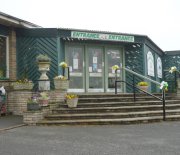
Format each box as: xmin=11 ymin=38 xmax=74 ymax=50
xmin=0 ymin=120 xmax=180 ymax=155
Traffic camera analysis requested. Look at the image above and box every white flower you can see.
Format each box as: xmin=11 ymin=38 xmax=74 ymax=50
xmin=59 ymin=62 xmax=68 ymax=68
xmin=169 ymin=66 xmax=177 ymax=73
xmin=160 ymin=81 xmax=168 ymax=90
xmin=54 ymin=75 xmax=67 ymax=80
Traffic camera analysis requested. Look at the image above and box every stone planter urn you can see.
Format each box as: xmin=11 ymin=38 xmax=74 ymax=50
xmin=36 ymin=54 xmax=51 ymax=91
xmin=37 ymin=62 xmax=50 ymax=80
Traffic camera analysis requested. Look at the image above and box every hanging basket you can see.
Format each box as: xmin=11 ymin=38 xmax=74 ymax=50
xmin=54 ymin=79 xmax=69 ymax=90
xmin=66 ymin=98 xmax=78 ymax=108
xmin=11 ymin=82 xmax=34 ymax=90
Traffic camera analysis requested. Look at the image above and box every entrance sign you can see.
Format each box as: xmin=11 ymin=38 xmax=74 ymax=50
xmin=147 ymin=51 xmax=154 ymax=77
xmin=157 ymin=57 xmax=162 ymax=78
xmin=71 ymin=31 xmax=134 ymax=42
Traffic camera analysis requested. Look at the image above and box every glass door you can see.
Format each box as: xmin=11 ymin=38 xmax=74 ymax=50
xmin=105 ymin=48 xmax=123 ymax=92
xmin=65 ymin=45 xmax=85 ymax=92
xmin=87 ymin=47 xmax=104 ymax=92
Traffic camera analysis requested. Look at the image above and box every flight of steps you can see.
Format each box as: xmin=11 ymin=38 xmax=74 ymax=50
xmin=37 ymin=93 xmax=180 ymax=125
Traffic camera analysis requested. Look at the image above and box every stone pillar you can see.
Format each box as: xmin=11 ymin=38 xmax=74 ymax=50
xmin=8 ymin=28 xmax=17 ymax=80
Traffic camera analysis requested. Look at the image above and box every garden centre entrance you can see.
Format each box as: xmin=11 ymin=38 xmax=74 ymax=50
xmin=65 ymin=43 xmax=123 ymax=93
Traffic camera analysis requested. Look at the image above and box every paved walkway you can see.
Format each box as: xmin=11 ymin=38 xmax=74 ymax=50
xmin=0 ymin=122 xmax=180 ymax=155
xmin=0 ymin=115 xmax=25 ymax=131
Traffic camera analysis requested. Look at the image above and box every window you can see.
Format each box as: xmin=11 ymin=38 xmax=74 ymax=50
xmin=0 ymin=35 xmax=8 ymax=78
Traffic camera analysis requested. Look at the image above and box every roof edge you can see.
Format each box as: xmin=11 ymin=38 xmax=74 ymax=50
xmin=0 ymin=11 xmax=41 ymax=28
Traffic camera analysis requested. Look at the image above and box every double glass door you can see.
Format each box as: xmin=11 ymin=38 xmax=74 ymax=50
xmin=65 ymin=44 xmax=123 ymax=93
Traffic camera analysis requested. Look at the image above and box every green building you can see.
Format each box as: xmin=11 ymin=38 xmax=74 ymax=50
xmin=0 ymin=12 xmax=179 ymax=93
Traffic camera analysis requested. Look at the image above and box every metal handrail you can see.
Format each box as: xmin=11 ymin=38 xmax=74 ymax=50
xmin=115 ymin=67 xmax=166 ymax=121
xmin=122 ymin=67 xmax=161 ymax=85
xmin=115 ymin=80 xmax=162 ymax=101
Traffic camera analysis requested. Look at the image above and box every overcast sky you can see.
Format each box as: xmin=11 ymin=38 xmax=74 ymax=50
xmin=0 ymin=0 xmax=180 ymax=51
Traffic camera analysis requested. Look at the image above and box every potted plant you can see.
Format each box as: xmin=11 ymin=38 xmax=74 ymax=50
xmin=54 ymin=75 xmax=69 ymax=90
xmin=27 ymin=96 xmax=41 ymax=111
xmin=38 ymin=92 xmax=49 ymax=106
xmin=65 ymin=93 xmax=78 ymax=108
xmin=11 ymin=78 xmax=34 ymax=90
xmin=137 ymin=81 xmax=148 ymax=91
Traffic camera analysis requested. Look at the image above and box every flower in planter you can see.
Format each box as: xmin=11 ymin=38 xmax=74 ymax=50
xmin=16 ymin=78 xmax=32 ymax=84
xmin=12 ymin=78 xmax=34 ymax=90
xmin=169 ymin=66 xmax=177 ymax=73
xmin=59 ymin=62 xmax=68 ymax=68
xmin=27 ymin=96 xmax=38 ymax=104
xmin=36 ymin=54 xmax=51 ymax=62
xmin=65 ymin=94 xmax=78 ymax=100
xmin=65 ymin=93 xmax=78 ymax=108
xmin=137 ymin=81 xmax=148 ymax=86
xmin=112 ymin=65 xmax=119 ymax=71
xmin=54 ymin=75 xmax=67 ymax=80
xmin=54 ymin=75 xmax=69 ymax=90
xmin=160 ymin=81 xmax=168 ymax=91
xmin=39 ymin=92 xmax=49 ymax=100
xmin=39 ymin=92 xmax=49 ymax=106
xmin=27 ymin=96 xmax=41 ymax=111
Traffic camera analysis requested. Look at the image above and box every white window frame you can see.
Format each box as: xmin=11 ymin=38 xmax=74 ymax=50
xmin=147 ymin=51 xmax=155 ymax=77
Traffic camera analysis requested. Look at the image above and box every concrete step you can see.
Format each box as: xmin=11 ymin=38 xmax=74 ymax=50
xmin=53 ymin=104 xmax=180 ymax=114
xmin=45 ymin=109 xmax=180 ymax=120
xmin=37 ymin=116 xmax=165 ymax=125
xmin=78 ymin=96 xmax=174 ymax=103
xmin=78 ymin=93 xmax=175 ymax=98
xmin=60 ymin=100 xmax=180 ymax=108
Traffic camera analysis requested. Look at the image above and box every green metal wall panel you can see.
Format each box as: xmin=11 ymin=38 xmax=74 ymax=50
xmin=144 ymin=45 xmax=164 ymax=93
xmin=17 ymin=36 xmax=58 ymax=90
xmin=125 ymin=44 xmax=144 ymax=92
xmin=163 ymin=54 xmax=180 ymax=92
xmin=0 ymin=24 xmax=9 ymax=36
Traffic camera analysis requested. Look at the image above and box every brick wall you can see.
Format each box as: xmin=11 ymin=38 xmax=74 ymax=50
xmin=7 ymin=90 xmax=66 ymax=115
xmin=23 ymin=111 xmax=43 ymax=125
xmin=8 ymin=91 xmax=32 ymax=115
